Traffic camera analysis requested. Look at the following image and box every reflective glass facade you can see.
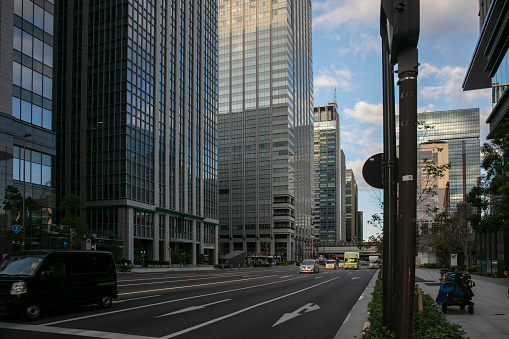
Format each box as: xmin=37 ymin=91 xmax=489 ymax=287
xmin=398 ymin=109 xmax=481 ymax=208
xmin=54 ymin=0 xmax=218 ymax=263
xmin=218 ymin=0 xmax=314 ymax=261
xmin=0 ymin=0 xmax=56 ymax=253
xmin=313 ymin=102 xmax=345 ymax=244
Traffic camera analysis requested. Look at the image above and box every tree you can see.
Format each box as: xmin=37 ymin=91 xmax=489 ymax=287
xmin=3 ymin=186 xmax=40 ymax=247
xmin=53 ymin=194 xmax=90 ymax=249
xmin=433 ymin=203 xmax=476 ymax=269
xmin=466 ymin=122 xmax=509 ymax=233
xmin=3 ymin=185 xmax=23 ymax=224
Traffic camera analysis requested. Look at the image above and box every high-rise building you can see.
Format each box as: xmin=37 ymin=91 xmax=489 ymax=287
xmin=464 ymin=0 xmax=508 ymax=139
xmin=345 ymin=169 xmax=357 ymax=243
xmin=414 ymin=109 xmax=480 ymax=208
xmin=356 ymin=211 xmax=363 ymax=241
xmin=217 ymin=0 xmax=314 ymax=261
xmin=0 ymin=0 xmax=56 ymax=252
xmin=463 ymin=0 xmax=508 ymax=273
xmin=54 ymin=0 xmax=219 ymax=264
xmin=313 ymin=102 xmax=345 ymax=245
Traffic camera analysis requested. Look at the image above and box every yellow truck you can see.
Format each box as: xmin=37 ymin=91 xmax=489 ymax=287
xmin=344 ymin=252 xmax=359 ymax=270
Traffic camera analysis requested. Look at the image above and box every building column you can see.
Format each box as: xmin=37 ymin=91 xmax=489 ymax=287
xmin=118 ymin=207 xmax=134 ymax=262
xmin=214 ymin=225 xmax=219 ymax=265
xmin=164 ymin=214 xmax=170 ymax=262
xmin=200 ymin=222 xmax=204 ymax=255
xmin=153 ymin=214 xmax=160 ymax=261
xmin=192 ymin=219 xmax=197 ymax=265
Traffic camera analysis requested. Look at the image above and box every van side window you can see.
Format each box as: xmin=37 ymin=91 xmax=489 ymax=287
xmin=41 ymin=258 xmax=67 ymax=276
xmin=71 ymin=257 xmax=96 ymax=274
xmin=96 ymin=256 xmax=111 ymax=272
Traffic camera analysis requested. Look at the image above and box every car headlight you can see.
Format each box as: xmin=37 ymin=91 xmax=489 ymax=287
xmin=10 ymin=282 xmax=27 ymax=296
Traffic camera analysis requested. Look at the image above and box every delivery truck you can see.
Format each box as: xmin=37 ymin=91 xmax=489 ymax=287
xmin=368 ymin=255 xmax=380 ymax=269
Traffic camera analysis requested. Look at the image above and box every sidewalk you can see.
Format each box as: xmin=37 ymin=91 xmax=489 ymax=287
xmin=415 ymin=268 xmax=509 ymax=339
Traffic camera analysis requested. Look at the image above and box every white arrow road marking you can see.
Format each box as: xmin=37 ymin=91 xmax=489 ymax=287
xmin=351 ymin=277 xmax=361 ymax=280
xmin=156 ymin=299 xmax=231 ymax=318
xmin=273 ymin=303 xmax=320 ymax=327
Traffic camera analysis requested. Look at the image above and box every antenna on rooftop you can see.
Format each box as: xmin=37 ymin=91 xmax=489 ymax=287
xmin=333 ymin=87 xmax=336 ymax=104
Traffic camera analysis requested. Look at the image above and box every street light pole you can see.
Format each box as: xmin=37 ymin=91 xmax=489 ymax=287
xmin=22 ymin=133 xmax=32 ymax=250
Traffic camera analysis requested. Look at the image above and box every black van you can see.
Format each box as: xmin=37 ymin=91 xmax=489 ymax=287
xmin=0 ymin=250 xmax=117 ymax=320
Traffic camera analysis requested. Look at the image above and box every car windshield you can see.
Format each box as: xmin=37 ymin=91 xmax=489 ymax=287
xmin=326 ymin=261 xmax=335 ymax=264
xmin=302 ymin=260 xmax=315 ymax=265
xmin=0 ymin=255 xmax=44 ymax=276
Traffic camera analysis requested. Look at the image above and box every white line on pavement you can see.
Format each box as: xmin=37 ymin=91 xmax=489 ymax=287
xmin=41 ymin=275 xmax=305 ymax=326
xmin=159 ymin=276 xmax=341 ymax=339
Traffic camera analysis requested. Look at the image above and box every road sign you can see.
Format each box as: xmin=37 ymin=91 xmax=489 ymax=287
xmin=12 ymin=225 xmax=21 ymax=233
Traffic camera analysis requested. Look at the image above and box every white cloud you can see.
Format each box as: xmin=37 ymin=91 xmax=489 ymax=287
xmin=418 ymin=63 xmax=491 ymax=108
xmin=314 ymin=68 xmax=354 ymax=97
xmin=420 ymin=1 xmax=479 ymax=40
xmin=343 ymin=101 xmax=383 ymax=125
xmin=313 ymin=0 xmax=378 ymax=30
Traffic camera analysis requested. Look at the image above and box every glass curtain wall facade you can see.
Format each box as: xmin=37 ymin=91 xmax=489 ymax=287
xmin=414 ymin=109 xmax=480 ymax=208
xmin=345 ymin=169 xmax=357 ymax=243
xmin=313 ymin=102 xmax=345 ymax=245
xmin=0 ymin=0 xmax=56 ymax=253
xmin=217 ymin=0 xmax=314 ymax=261
xmin=54 ymin=0 xmax=218 ymax=264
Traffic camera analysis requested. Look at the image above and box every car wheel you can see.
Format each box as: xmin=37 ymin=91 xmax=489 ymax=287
xmin=21 ymin=301 xmax=43 ymax=321
xmin=98 ymin=292 xmax=113 ymax=309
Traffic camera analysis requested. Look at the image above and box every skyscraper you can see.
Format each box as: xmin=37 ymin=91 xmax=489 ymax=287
xmin=414 ymin=109 xmax=480 ymax=208
xmin=0 ymin=0 xmax=56 ymax=252
xmin=54 ymin=0 xmax=218 ymax=264
xmin=313 ymin=102 xmax=345 ymax=245
xmin=217 ymin=0 xmax=314 ymax=261
xmin=345 ymin=169 xmax=357 ymax=243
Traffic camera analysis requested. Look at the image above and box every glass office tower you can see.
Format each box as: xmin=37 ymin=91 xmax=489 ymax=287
xmin=54 ymin=0 xmax=218 ymax=264
xmin=313 ymin=102 xmax=345 ymax=245
xmin=0 ymin=0 xmax=56 ymax=253
xmin=345 ymin=169 xmax=357 ymax=243
xmin=217 ymin=0 xmax=314 ymax=261
xmin=415 ymin=109 xmax=480 ymax=208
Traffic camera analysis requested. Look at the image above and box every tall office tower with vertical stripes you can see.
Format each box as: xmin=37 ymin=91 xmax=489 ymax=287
xmin=217 ymin=0 xmax=314 ymax=261
xmin=54 ymin=0 xmax=219 ymax=264
xmin=313 ymin=102 xmax=346 ymax=245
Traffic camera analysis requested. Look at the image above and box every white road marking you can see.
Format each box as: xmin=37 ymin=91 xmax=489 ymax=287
xmin=41 ymin=275 xmax=305 ymax=326
xmin=156 ymin=299 xmax=232 ymax=317
xmin=272 ymin=303 xmax=320 ymax=327
xmin=315 ymin=276 xmax=324 ymax=279
xmin=351 ymin=277 xmax=361 ymax=280
xmin=114 ymin=295 xmax=161 ymax=303
xmin=0 ymin=322 xmax=156 ymax=339
xmin=159 ymin=276 xmax=341 ymax=339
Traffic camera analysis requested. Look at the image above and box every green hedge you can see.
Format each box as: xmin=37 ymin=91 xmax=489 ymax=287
xmin=361 ymin=273 xmax=467 ymax=338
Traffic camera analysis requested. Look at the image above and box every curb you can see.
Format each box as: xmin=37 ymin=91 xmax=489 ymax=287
xmin=334 ymin=270 xmax=378 ymax=338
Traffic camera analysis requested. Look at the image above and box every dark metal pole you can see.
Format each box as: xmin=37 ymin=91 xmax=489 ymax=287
xmin=395 ymin=47 xmax=418 ymax=339
xmin=382 ymin=42 xmax=397 ymax=331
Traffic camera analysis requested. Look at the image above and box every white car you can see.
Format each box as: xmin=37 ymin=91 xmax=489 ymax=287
xmin=337 ymin=260 xmax=345 ymax=268
xmin=300 ymin=259 xmax=319 ymax=273
xmin=326 ymin=260 xmax=337 ymax=269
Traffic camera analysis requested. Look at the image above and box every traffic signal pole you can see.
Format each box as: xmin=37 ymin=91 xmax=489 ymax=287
xmin=382 ymin=42 xmax=397 ymax=331
xmin=395 ymin=46 xmax=418 ymax=338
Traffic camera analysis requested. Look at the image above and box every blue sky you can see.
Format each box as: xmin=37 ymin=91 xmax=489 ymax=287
xmin=311 ymin=0 xmax=492 ymax=239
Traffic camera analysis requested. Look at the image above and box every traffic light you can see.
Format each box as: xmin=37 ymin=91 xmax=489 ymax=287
xmin=381 ymin=0 xmax=420 ymax=64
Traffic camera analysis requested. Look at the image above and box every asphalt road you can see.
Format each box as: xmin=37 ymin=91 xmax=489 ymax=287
xmin=0 ymin=266 xmax=376 ymax=339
